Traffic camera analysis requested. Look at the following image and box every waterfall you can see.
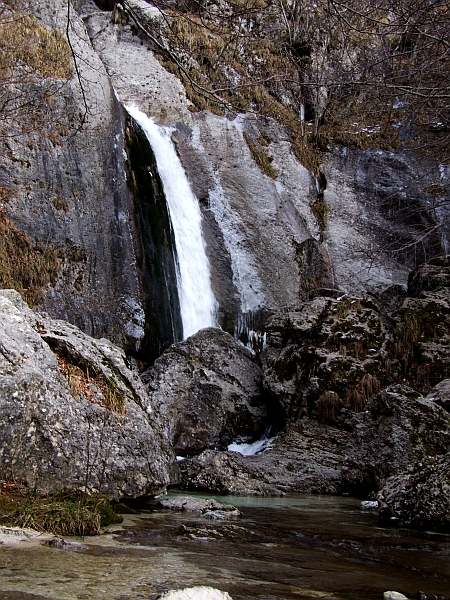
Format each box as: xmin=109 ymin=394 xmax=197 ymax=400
xmin=126 ymin=105 xmax=217 ymax=339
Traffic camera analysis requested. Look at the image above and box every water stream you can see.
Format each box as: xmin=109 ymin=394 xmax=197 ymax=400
xmin=126 ymin=106 xmax=217 ymax=339
xmin=1 ymin=493 xmax=448 ymax=600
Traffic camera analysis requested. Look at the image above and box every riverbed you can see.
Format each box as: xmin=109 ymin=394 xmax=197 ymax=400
xmin=0 ymin=493 xmax=449 ymax=600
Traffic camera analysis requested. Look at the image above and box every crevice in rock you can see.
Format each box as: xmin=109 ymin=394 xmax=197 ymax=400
xmin=124 ymin=112 xmax=183 ymax=365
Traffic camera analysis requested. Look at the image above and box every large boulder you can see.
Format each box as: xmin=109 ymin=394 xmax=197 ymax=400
xmin=0 ymin=290 xmax=174 ymax=499
xmin=342 ymin=384 xmax=450 ymax=493
xmin=377 ymin=453 xmax=450 ymax=530
xmin=142 ymin=328 xmax=272 ymax=456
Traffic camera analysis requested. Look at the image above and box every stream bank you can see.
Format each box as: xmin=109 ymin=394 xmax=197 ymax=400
xmin=0 ymin=493 xmax=449 ymax=600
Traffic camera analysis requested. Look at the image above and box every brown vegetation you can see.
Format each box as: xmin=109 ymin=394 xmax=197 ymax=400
xmin=121 ymin=0 xmax=449 ymax=173
xmin=57 ymin=356 xmax=126 ymax=414
xmin=0 ymin=482 xmax=122 ymax=536
xmin=0 ymin=1 xmax=74 ymax=137
xmin=0 ymin=209 xmax=60 ymax=306
xmin=243 ymin=130 xmax=276 ymax=179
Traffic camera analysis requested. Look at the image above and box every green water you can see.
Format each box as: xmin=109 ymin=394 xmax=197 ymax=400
xmin=0 ymin=493 xmax=448 ymax=600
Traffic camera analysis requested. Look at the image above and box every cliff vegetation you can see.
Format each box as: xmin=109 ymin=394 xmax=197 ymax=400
xmin=0 ymin=0 xmax=74 ymax=137
xmin=117 ymin=0 xmax=449 ymax=173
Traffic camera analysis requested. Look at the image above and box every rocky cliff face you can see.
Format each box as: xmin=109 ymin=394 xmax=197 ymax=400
xmin=81 ymin=0 xmax=448 ymax=342
xmin=1 ymin=0 xmax=447 ymax=358
xmin=0 ymin=0 xmax=145 ymax=353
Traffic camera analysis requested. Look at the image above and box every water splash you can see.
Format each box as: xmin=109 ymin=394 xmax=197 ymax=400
xmin=126 ymin=105 xmax=217 ymax=339
xmin=228 ymin=427 xmax=277 ymax=456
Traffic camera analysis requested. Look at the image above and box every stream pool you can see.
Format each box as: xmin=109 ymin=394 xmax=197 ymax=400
xmin=0 ymin=493 xmax=449 ymax=600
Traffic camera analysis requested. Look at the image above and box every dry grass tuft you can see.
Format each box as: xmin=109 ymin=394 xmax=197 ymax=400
xmin=57 ymin=356 xmax=126 ymax=415
xmin=310 ymin=197 xmax=328 ymax=230
xmin=317 ymin=390 xmax=340 ymax=422
xmin=243 ymin=131 xmax=276 ymax=179
xmin=0 ymin=485 xmax=122 ymax=536
xmin=0 ymin=210 xmax=60 ymax=306
xmin=0 ymin=187 xmax=17 ymax=203
xmin=0 ymin=12 xmax=72 ymax=81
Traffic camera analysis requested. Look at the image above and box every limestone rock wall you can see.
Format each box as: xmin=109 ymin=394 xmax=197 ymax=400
xmin=81 ymin=0 xmax=448 ymax=338
xmin=0 ymin=290 xmax=174 ymax=499
xmin=0 ymin=0 xmax=145 ymax=352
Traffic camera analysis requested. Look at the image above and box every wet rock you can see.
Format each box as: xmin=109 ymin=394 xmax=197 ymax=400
xmin=417 ymin=593 xmax=450 ymax=600
xmin=158 ymin=496 xmax=241 ymax=518
xmin=43 ymin=537 xmax=86 ymax=551
xmin=360 ymin=501 xmax=378 ymax=510
xmin=180 ymin=420 xmax=350 ymax=495
xmin=0 ymin=526 xmax=59 ymax=548
xmin=143 ymin=328 xmax=271 ymax=455
xmin=179 ymin=449 xmax=282 ymax=496
xmin=377 ymin=453 xmax=450 ymax=530
xmin=384 ymin=593 xmax=409 ymax=600
xmin=177 ymin=262 xmax=450 ymax=503
xmin=375 ymin=284 xmax=407 ymax=317
xmin=342 ymin=384 xmax=450 ymax=493
xmin=202 ymin=510 xmax=241 ymax=520
xmin=0 ymin=290 xmax=174 ymax=499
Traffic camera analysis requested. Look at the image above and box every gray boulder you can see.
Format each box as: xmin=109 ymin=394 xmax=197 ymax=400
xmin=342 ymin=384 xmax=450 ymax=493
xmin=378 ymin=453 xmax=450 ymax=530
xmin=158 ymin=496 xmax=241 ymax=518
xmin=142 ymin=328 xmax=270 ymax=456
xmin=0 ymin=290 xmax=174 ymax=499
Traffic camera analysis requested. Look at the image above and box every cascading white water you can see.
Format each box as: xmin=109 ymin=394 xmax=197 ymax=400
xmin=126 ymin=105 xmax=217 ymax=339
